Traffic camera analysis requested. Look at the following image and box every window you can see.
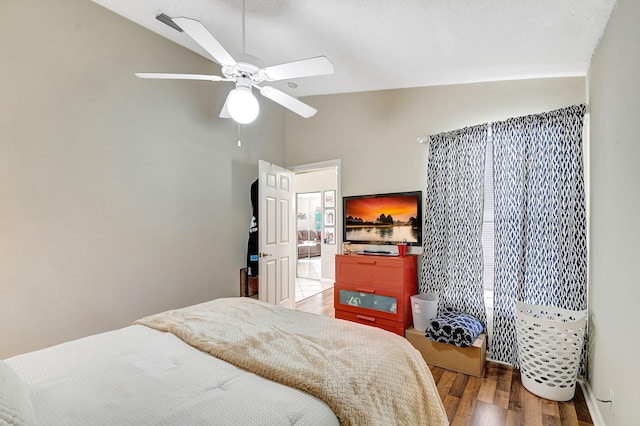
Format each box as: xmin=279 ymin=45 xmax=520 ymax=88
xmin=481 ymin=126 xmax=495 ymax=342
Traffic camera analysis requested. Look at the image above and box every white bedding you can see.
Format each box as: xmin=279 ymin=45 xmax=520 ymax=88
xmin=136 ymin=297 xmax=448 ymax=426
xmin=5 ymin=324 xmax=338 ymax=425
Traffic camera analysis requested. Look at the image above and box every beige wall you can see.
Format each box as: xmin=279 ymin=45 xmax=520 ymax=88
xmin=285 ymin=78 xmax=586 ymax=201
xmin=0 ymin=0 xmax=284 ymax=358
xmin=588 ymin=0 xmax=640 ymax=424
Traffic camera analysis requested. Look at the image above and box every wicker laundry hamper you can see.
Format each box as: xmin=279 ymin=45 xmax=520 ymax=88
xmin=515 ymin=301 xmax=587 ymax=401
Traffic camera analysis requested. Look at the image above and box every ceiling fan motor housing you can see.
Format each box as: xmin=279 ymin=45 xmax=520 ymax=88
xmin=222 ymin=53 xmax=265 ymax=84
xmin=234 ymin=76 xmax=254 ymax=90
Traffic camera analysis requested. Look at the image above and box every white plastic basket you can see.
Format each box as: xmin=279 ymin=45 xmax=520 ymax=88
xmin=410 ymin=293 xmax=438 ymax=332
xmin=515 ymin=301 xmax=587 ymax=401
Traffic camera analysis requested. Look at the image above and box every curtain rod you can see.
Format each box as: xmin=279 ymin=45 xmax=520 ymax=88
xmin=417 ymin=104 xmax=589 ymax=145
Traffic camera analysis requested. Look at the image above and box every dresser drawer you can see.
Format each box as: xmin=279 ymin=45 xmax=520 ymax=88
xmin=335 ymin=309 xmax=405 ymax=335
xmin=334 ymin=283 xmax=405 ymax=323
xmin=335 ymin=256 xmax=406 ymax=289
xmin=334 ymin=254 xmax=417 ymax=334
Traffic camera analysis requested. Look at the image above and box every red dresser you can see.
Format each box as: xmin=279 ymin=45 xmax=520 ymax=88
xmin=334 ymin=254 xmax=417 ymax=336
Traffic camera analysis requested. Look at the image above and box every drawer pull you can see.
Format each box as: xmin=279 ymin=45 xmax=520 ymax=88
xmin=357 ymin=261 xmax=377 ymax=265
xmin=356 ymin=314 xmax=376 ymax=322
xmin=355 ymin=287 xmax=376 ymax=294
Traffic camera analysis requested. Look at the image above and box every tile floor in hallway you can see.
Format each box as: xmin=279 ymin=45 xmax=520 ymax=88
xmin=295 ymin=277 xmax=333 ymax=302
xmin=295 ymin=257 xmax=333 ymax=302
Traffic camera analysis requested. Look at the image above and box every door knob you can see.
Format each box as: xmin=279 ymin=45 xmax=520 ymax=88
xmin=258 ymin=252 xmax=272 ymax=258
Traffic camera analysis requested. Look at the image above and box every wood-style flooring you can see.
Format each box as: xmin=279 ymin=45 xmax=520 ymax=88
xmin=295 ymin=288 xmax=593 ymax=426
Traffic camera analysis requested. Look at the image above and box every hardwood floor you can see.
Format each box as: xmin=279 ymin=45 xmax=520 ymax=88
xmin=295 ymin=286 xmax=335 ymax=317
xmin=295 ymin=288 xmax=593 ymax=426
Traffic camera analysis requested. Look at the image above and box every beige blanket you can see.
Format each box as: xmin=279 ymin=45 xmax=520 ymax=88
xmin=135 ymin=297 xmax=448 ymax=426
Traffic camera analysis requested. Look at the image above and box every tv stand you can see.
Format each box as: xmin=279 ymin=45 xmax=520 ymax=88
xmin=334 ymin=254 xmax=417 ymax=335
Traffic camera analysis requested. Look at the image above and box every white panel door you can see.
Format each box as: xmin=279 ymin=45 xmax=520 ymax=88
xmin=258 ymin=160 xmax=295 ymax=308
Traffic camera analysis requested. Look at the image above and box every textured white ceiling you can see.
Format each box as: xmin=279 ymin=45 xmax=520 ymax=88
xmin=91 ymin=0 xmax=616 ymax=97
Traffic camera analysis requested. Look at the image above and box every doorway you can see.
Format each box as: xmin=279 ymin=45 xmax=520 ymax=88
xmin=292 ymin=161 xmax=340 ymax=302
xmin=296 ymin=192 xmax=322 ymax=291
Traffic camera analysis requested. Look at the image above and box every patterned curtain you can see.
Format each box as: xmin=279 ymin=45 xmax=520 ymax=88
xmin=420 ymin=124 xmax=488 ymax=326
xmin=491 ymin=104 xmax=587 ymax=366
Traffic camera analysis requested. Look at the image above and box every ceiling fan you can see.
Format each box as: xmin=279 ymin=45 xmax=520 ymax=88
xmin=135 ymin=15 xmax=334 ymax=124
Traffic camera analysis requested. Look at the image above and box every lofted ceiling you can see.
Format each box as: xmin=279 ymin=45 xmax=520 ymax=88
xmin=91 ymin=0 xmax=616 ymax=97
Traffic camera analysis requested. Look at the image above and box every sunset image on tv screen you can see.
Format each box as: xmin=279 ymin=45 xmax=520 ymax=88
xmin=345 ymin=194 xmax=420 ymax=244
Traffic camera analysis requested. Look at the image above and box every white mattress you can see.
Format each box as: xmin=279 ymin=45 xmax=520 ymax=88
xmin=6 ymin=325 xmax=338 ymax=425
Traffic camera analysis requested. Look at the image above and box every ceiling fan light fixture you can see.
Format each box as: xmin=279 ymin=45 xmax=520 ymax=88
xmin=227 ymin=85 xmax=259 ymax=124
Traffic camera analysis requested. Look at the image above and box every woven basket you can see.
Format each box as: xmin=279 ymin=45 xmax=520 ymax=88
xmin=515 ymin=301 xmax=587 ymax=401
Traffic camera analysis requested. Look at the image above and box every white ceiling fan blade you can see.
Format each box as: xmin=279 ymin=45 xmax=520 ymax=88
xmin=260 ymin=56 xmax=334 ymax=82
xmin=135 ymin=73 xmax=227 ymax=81
xmin=259 ymin=86 xmax=317 ymax=118
xmin=219 ymin=93 xmax=231 ymax=119
xmin=172 ymin=17 xmax=237 ymax=67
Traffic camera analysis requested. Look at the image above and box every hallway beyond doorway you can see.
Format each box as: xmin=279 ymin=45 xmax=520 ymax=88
xmin=295 ymin=257 xmax=332 ymax=302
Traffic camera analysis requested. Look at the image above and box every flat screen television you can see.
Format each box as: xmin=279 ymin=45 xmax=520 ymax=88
xmin=343 ymin=191 xmax=422 ymax=246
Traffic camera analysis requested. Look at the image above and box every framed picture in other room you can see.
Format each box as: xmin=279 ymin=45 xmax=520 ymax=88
xmin=324 ymin=208 xmax=335 ymax=226
xmin=323 ymin=190 xmax=335 ymax=208
xmin=324 ymin=227 xmax=335 ymax=244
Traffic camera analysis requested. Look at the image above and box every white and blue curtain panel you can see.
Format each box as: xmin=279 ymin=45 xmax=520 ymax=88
xmin=491 ymin=104 xmax=588 ymax=366
xmin=420 ymin=124 xmax=488 ymax=327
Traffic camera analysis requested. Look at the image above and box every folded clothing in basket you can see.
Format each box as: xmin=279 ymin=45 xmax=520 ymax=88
xmin=426 ymin=308 xmax=484 ymax=347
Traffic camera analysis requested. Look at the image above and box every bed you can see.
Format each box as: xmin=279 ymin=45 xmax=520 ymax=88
xmin=2 ymin=297 xmax=448 ymax=425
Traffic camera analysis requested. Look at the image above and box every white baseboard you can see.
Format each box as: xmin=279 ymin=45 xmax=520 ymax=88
xmin=580 ymin=379 xmax=606 ymax=426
